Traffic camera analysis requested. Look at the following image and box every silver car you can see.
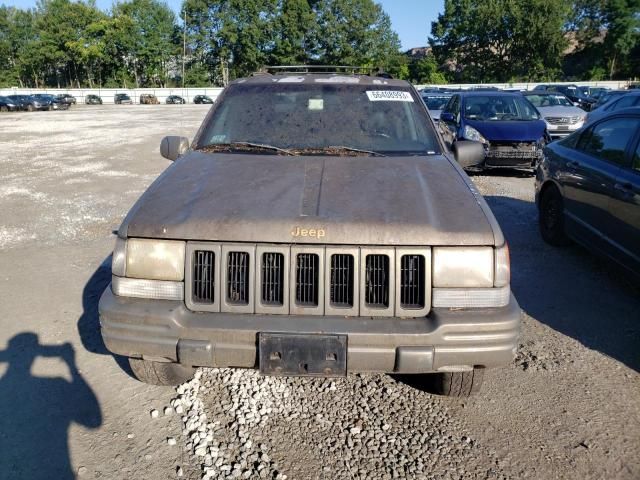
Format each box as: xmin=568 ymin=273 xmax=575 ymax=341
xmin=524 ymin=92 xmax=586 ymax=138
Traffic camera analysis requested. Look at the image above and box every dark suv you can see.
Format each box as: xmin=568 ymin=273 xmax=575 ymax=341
xmin=115 ymin=93 xmax=133 ymax=105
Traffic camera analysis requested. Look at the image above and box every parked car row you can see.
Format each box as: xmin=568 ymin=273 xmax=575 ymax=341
xmin=0 ymin=93 xmax=216 ymax=108
xmin=0 ymin=94 xmax=72 ymax=112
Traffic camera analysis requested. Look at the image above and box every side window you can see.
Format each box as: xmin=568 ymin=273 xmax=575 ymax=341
xmin=633 ymin=140 xmax=640 ymax=173
xmin=610 ymin=95 xmax=637 ymax=111
xmin=442 ymin=96 xmax=455 ymax=113
xmin=581 ymin=117 xmax=640 ymax=166
xmin=451 ymin=96 xmax=461 ymax=123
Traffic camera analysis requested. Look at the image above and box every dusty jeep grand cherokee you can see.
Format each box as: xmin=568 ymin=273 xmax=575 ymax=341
xmin=99 ymin=72 xmax=520 ymax=396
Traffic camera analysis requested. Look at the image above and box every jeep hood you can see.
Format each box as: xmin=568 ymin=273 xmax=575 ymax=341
xmin=466 ymin=119 xmax=547 ymax=142
xmin=121 ymin=152 xmax=497 ymax=246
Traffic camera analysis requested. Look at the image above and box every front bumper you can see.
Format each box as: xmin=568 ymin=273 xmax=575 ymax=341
xmin=99 ymin=286 xmax=521 ymax=374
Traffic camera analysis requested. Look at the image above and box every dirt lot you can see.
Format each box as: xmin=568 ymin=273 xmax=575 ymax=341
xmin=0 ymin=106 xmax=638 ymax=480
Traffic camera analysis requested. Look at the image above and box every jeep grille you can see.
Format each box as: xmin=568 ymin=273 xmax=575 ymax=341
xmin=192 ymin=250 xmax=215 ymax=304
xmin=329 ymin=254 xmax=354 ymax=308
xmin=400 ymin=254 xmax=425 ymax=309
xmin=364 ymin=254 xmax=390 ymax=308
xmin=184 ymin=244 xmax=431 ymax=317
xmin=261 ymin=252 xmax=285 ymax=306
xmin=227 ymin=251 xmax=250 ymax=305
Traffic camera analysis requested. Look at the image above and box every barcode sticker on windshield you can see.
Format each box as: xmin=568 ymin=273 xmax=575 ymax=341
xmin=366 ymin=90 xmax=414 ymax=102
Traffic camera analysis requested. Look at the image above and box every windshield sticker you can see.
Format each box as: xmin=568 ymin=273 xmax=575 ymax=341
xmin=210 ymin=134 xmax=227 ymax=143
xmin=308 ymin=98 xmax=324 ymax=110
xmin=366 ymin=91 xmax=414 ymax=102
xmin=278 ymin=76 xmax=306 ymax=83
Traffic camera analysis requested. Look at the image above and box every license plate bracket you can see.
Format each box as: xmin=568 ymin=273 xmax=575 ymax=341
xmin=258 ymin=333 xmax=347 ymax=377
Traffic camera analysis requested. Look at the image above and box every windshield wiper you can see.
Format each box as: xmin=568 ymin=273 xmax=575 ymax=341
xmin=308 ymin=146 xmax=386 ymax=157
xmin=199 ymin=142 xmax=293 ymax=155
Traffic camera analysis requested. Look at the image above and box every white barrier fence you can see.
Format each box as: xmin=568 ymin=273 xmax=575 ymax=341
xmin=0 ymin=80 xmax=632 ymax=104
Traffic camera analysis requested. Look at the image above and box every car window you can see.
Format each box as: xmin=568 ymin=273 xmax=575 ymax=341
xmin=609 ymin=95 xmax=639 ymax=110
xmin=526 ymin=94 xmax=572 ymax=107
xmin=463 ymin=95 xmax=540 ymax=121
xmin=633 ymin=140 xmax=640 ymax=173
xmin=422 ymin=95 xmax=452 ymax=111
xmin=198 ymin=83 xmax=440 ymax=155
xmin=579 ymin=117 xmax=640 ymax=166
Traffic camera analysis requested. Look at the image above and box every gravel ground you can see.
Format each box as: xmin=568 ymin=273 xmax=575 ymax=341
xmin=1 ymin=107 xmax=638 ymax=480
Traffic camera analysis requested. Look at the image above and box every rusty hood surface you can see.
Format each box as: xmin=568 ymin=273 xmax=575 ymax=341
xmin=120 ymin=152 xmax=498 ymax=246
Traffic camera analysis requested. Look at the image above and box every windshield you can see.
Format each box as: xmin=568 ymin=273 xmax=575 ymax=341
xmin=422 ymin=95 xmax=452 ymax=111
xmin=198 ymin=83 xmax=439 ymax=155
xmin=463 ymin=95 xmax=540 ymax=121
xmin=525 ymin=94 xmax=573 ymax=107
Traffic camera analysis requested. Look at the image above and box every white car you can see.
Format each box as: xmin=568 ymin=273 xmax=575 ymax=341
xmin=523 ymin=92 xmax=586 ymax=138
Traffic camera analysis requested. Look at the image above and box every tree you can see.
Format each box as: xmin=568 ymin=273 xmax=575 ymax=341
xmin=569 ymin=0 xmax=640 ymax=79
xmin=114 ymin=0 xmax=180 ymax=87
xmin=430 ymin=0 xmax=571 ymax=82
xmin=408 ymin=55 xmax=447 ymax=84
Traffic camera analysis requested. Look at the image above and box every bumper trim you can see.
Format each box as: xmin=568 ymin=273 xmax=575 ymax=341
xmin=99 ymin=286 xmax=521 ymax=373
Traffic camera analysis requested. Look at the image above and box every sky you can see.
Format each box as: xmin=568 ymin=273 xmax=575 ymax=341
xmin=2 ymin=0 xmax=443 ymax=50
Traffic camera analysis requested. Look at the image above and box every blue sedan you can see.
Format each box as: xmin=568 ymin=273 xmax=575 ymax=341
xmin=535 ymin=107 xmax=640 ymax=276
xmin=439 ymin=91 xmax=548 ymax=171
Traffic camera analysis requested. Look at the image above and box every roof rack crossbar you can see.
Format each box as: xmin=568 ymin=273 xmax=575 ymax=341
xmin=259 ymin=65 xmax=375 ymax=75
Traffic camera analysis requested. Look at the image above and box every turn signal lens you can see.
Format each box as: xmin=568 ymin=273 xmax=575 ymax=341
xmin=112 ymin=237 xmax=127 ymax=277
xmin=494 ymin=243 xmax=510 ymax=287
xmin=112 ymin=276 xmax=183 ymax=300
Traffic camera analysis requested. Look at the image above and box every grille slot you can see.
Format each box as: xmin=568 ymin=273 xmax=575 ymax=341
xmin=227 ymin=252 xmax=250 ymax=305
xmin=330 ymin=254 xmax=354 ymax=307
xmin=364 ymin=254 xmax=389 ymax=308
xmin=192 ymin=250 xmax=215 ymax=304
xmin=400 ymin=255 xmax=425 ymax=309
xmin=261 ymin=253 xmax=284 ymax=306
xmin=295 ymin=253 xmax=319 ymax=306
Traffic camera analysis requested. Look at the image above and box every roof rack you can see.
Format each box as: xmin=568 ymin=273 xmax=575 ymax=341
xmin=259 ymin=65 xmax=381 ymax=76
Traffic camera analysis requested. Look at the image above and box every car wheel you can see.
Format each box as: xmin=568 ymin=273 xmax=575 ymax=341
xmin=128 ymin=358 xmax=195 ymax=386
xmin=431 ymin=368 xmax=484 ymax=397
xmin=0 ymin=106 xmax=7 ymax=112
xmin=539 ymin=185 xmax=572 ymax=246
xmin=27 ymin=104 xmax=34 ymax=112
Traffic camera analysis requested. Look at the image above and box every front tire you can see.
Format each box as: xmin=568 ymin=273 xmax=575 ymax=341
xmin=539 ymin=185 xmax=571 ymax=246
xmin=431 ymin=368 xmax=484 ymax=397
xmin=128 ymin=358 xmax=195 ymax=386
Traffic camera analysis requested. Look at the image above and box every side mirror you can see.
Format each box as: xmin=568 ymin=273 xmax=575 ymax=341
xmin=453 ymin=140 xmax=485 ymax=169
xmin=440 ymin=112 xmax=455 ymax=123
xmin=160 ymin=136 xmax=190 ymax=161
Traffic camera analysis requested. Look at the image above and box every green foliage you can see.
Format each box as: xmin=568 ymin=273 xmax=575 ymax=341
xmin=408 ymin=56 xmax=447 ymax=84
xmin=568 ymin=0 xmax=640 ymax=79
xmin=430 ymin=0 xmax=572 ymax=82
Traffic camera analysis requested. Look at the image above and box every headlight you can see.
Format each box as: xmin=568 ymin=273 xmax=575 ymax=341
xmin=125 ymin=238 xmax=185 ymax=281
xmin=433 ymin=247 xmax=494 ymax=287
xmin=432 ymin=246 xmax=511 ymax=308
xmin=462 ymin=125 xmax=488 ymax=144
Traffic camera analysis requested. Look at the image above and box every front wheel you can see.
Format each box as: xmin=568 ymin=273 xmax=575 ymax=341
xmin=128 ymin=358 xmax=194 ymax=386
xmin=430 ymin=368 xmax=484 ymax=397
xmin=539 ymin=185 xmax=572 ymax=246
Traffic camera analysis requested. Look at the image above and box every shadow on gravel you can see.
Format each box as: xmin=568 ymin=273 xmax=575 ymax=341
xmin=485 ymin=194 xmax=640 ymax=372
xmin=77 ymin=255 xmax=134 ymax=377
xmin=0 ymin=333 xmax=102 ymax=479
